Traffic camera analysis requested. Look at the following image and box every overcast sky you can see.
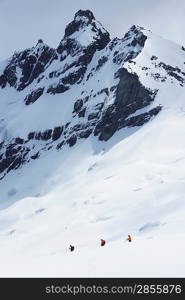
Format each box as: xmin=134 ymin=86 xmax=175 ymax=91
xmin=0 ymin=0 xmax=185 ymax=60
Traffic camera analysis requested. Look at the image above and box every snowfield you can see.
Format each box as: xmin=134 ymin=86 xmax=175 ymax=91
xmin=0 ymin=105 xmax=185 ymax=277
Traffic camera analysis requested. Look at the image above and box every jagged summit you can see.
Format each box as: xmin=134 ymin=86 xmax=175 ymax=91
xmin=75 ymin=9 xmax=95 ymax=20
xmin=57 ymin=9 xmax=110 ymax=53
xmin=37 ymin=39 xmax=44 ymax=44
xmin=0 ymin=8 xmax=185 ymax=180
xmin=122 ymin=24 xmax=147 ymax=48
xmin=57 ymin=10 xmax=110 ymax=60
xmin=64 ymin=9 xmax=96 ymax=38
xmin=72 ymin=9 xmax=95 ymax=26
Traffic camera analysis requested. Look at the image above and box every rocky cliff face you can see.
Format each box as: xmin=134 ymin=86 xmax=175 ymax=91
xmin=2 ymin=9 xmax=183 ymax=178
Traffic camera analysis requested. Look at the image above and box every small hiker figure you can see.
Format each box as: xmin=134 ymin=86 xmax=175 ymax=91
xmin=126 ymin=235 xmax=132 ymax=243
xmin=100 ymin=239 xmax=106 ymax=246
xmin=69 ymin=245 xmax=75 ymax=252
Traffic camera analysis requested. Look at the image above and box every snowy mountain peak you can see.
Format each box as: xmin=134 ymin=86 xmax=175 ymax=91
xmin=0 ymin=9 xmax=185 ymax=187
xmin=58 ymin=10 xmax=110 ymax=53
xmin=122 ymin=25 xmax=147 ymax=47
xmin=35 ymin=39 xmax=46 ymax=49
xmin=33 ymin=39 xmax=52 ymax=54
xmin=36 ymin=38 xmax=44 ymax=45
xmin=64 ymin=9 xmax=99 ymax=38
xmin=74 ymin=9 xmax=95 ymax=23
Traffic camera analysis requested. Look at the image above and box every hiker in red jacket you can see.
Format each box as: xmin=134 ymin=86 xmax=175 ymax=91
xmin=101 ymin=239 xmax=106 ymax=246
xmin=126 ymin=235 xmax=132 ymax=242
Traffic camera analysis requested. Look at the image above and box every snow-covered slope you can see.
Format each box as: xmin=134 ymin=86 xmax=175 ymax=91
xmin=0 ymin=10 xmax=185 ymax=277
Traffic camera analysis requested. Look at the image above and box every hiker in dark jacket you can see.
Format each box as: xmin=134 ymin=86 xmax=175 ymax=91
xmin=69 ymin=245 xmax=75 ymax=252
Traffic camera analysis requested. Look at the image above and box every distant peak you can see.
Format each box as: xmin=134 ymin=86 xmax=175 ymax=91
xmin=57 ymin=9 xmax=110 ymax=54
xmin=34 ymin=39 xmax=47 ymax=50
xmin=130 ymin=25 xmax=145 ymax=31
xmin=125 ymin=25 xmax=146 ymax=37
xmin=121 ymin=25 xmax=148 ymax=49
xmin=126 ymin=25 xmax=152 ymax=36
xmin=74 ymin=9 xmax=95 ymax=22
xmin=123 ymin=24 xmax=147 ymax=39
xmin=37 ymin=39 xmax=44 ymax=44
xmin=64 ymin=9 xmax=98 ymax=38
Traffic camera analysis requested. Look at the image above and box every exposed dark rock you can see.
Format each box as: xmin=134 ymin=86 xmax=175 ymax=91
xmin=94 ymin=67 xmax=158 ymax=141
xmin=95 ymin=103 xmax=104 ymax=110
xmin=65 ymin=122 xmax=71 ymax=128
xmin=31 ymin=152 xmax=40 ymax=159
xmin=97 ymin=88 xmax=109 ymax=96
xmin=28 ymin=127 xmax=62 ymax=142
xmin=56 ymin=141 xmax=64 ymax=150
xmin=6 ymin=144 xmax=18 ymax=157
xmin=0 ymin=142 xmax=30 ymax=174
xmin=47 ymin=82 xmax=69 ymax=94
xmin=52 ymin=126 xmax=63 ymax=141
xmin=57 ymin=38 xmax=81 ymax=57
xmin=88 ymin=112 xmax=100 ymax=120
xmin=95 ymin=56 xmax=108 ymax=71
xmin=0 ymin=74 xmax=7 ymax=88
xmin=0 ymin=141 xmax=4 ymax=150
xmin=41 ymin=129 xmax=52 ymax=141
xmin=158 ymin=62 xmax=185 ymax=83
xmin=113 ymin=52 xmax=125 ymax=64
xmin=131 ymin=38 xmax=137 ymax=47
xmin=0 ymin=45 xmax=57 ymax=91
xmin=47 ymin=146 xmax=53 ymax=150
xmin=37 ymin=75 xmax=44 ymax=83
xmin=73 ymin=99 xmax=83 ymax=113
xmin=79 ymin=129 xmax=92 ymax=138
xmin=120 ymin=106 xmax=162 ymax=128
xmin=15 ymin=137 xmax=24 ymax=144
xmin=78 ymin=107 xmax=86 ymax=118
xmin=69 ymin=124 xmax=84 ymax=134
xmin=49 ymin=71 xmax=56 ymax=78
xmin=110 ymin=85 xmax=117 ymax=92
xmin=28 ymin=132 xmax=35 ymax=140
xmin=151 ymin=55 xmax=158 ymax=60
xmin=35 ymin=132 xmax=42 ymax=140
xmin=18 ymin=47 xmax=57 ymax=90
xmin=84 ymin=96 xmax=90 ymax=103
xmin=142 ymin=66 xmax=149 ymax=71
xmin=24 ymin=88 xmax=44 ymax=105
xmin=62 ymin=69 xmax=85 ymax=85
xmin=137 ymin=34 xmax=146 ymax=47
xmin=66 ymin=134 xmax=77 ymax=147
xmin=86 ymin=70 xmax=94 ymax=81
xmin=6 ymin=157 xmax=22 ymax=172
xmin=33 ymin=129 xmax=52 ymax=141
xmin=151 ymin=73 xmax=167 ymax=82
xmin=3 ymin=64 xmax=17 ymax=88
xmin=115 ymin=68 xmax=156 ymax=107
